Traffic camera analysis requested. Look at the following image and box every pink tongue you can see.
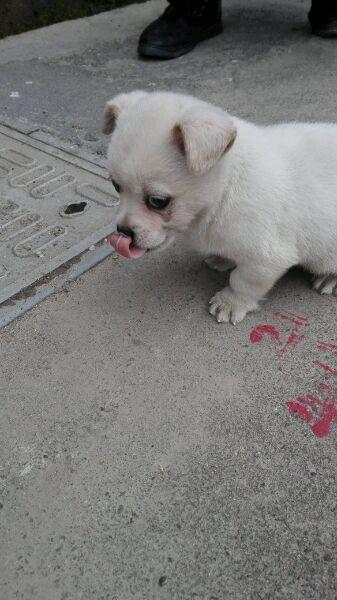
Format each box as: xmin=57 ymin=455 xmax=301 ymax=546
xmin=108 ymin=232 xmax=146 ymax=259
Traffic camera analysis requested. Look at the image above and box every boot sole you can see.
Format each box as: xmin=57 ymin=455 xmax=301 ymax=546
xmin=310 ymin=17 xmax=337 ymax=37
xmin=138 ymin=22 xmax=223 ymax=59
xmin=311 ymin=26 xmax=337 ymax=37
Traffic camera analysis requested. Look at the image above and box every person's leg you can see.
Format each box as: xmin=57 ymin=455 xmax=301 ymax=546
xmin=138 ymin=0 xmax=222 ymax=59
xmin=309 ymin=0 xmax=337 ymax=37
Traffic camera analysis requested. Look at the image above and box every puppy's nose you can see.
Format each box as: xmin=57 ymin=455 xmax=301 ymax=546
xmin=116 ymin=225 xmax=135 ymax=241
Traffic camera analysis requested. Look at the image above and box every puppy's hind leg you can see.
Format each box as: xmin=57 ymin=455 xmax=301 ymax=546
xmin=313 ymin=274 xmax=337 ymax=296
xmin=204 ymin=255 xmax=236 ymax=273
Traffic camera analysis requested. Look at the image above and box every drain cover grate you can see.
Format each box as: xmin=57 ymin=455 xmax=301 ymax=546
xmin=0 ymin=125 xmax=119 ymax=305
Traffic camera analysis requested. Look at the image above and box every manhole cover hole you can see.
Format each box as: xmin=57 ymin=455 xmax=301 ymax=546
xmin=0 ymin=124 xmax=118 ymax=306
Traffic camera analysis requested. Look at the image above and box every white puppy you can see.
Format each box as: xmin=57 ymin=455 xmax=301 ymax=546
xmin=104 ymin=90 xmax=337 ymax=324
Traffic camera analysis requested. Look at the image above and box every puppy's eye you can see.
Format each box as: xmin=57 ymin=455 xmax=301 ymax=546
xmin=111 ymin=179 xmax=121 ymax=194
xmin=146 ymin=196 xmax=171 ymax=210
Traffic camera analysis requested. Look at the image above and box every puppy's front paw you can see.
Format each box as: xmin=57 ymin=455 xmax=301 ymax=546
xmin=313 ymin=275 xmax=337 ymax=296
xmin=209 ymin=288 xmax=258 ymax=324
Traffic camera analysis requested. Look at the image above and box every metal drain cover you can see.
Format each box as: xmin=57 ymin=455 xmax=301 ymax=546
xmin=0 ymin=125 xmax=118 ymax=306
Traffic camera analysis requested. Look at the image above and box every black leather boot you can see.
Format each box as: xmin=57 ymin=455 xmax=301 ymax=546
xmin=309 ymin=0 xmax=337 ymax=37
xmin=138 ymin=0 xmax=223 ymax=59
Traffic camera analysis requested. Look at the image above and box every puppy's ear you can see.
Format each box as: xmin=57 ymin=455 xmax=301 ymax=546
xmin=102 ymin=90 xmax=148 ymax=135
xmin=172 ymin=107 xmax=237 ymax=174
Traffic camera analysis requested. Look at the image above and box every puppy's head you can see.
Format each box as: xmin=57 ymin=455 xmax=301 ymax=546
xmin=103 ymin=91 xmax=237 ymax=255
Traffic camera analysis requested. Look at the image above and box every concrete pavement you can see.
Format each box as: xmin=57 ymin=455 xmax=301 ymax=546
xmin=1 ymin=1 xmax=337 ymax=598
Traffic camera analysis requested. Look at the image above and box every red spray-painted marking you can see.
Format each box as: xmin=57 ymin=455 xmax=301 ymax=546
xmin=248 ymin=315 xmax=337 ymax=439
xmin=317 ymin=341 xmax=337 ymax=354
xmin=278 ymin=310 xmax=308 ymax=321
xmin=273 ymin=311 xmax=308 ymax=326
xmin=250 ymin=325 xmax=281 ymax=345
xmin=313 ymin=360 xmax=337 ymax=377
xmin=250 ymin=312 xmax=307 ymax=355
xmin=287 ymin=393 xmax=337 ymax=438
xmin=311 ymin=397 xmax=337 ymax=437
xmin=319 ymin=381 xmax=337 ymax=395
xmin=279 ymin=329 xmax=305 ymax=355
xmin=298 ymin=393 xmax=323 ymax=408
xmin=287 ymin=401 xmax=314 ymax=423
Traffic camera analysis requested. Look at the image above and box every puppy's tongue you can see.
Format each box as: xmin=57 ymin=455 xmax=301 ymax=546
xmin=108 ymin=232 xmax=146 ymax=259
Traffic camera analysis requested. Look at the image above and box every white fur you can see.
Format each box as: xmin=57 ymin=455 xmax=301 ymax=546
xmin=104 ymin=90 xmax=337 ymax=324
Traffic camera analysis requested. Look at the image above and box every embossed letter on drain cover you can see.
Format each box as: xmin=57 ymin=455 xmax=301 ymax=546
xmin=0 ymin=125 xmax=119 ymax=305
